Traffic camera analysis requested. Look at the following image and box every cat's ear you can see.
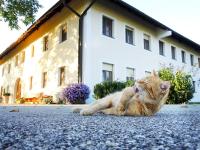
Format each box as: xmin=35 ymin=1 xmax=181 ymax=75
xmin=160 ymin=81 xmax=170 ymax=91
xmin=152 ymin=70 xmax=158 ymax=77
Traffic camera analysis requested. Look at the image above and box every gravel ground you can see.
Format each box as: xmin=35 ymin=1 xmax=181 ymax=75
xmin=0 ymin=105 xmax=200 ymax=150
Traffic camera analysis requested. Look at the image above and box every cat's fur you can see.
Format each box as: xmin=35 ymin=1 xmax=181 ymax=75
xmin=74 ymin=71 xmax=170 ymax=116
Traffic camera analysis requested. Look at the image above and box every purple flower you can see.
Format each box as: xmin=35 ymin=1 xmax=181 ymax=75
xmin=62 ymin=83 xmax=90 ymax=104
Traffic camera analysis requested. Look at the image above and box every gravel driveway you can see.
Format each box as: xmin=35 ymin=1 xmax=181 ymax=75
xmin=0 ymin=105 xmax=200 ymax=150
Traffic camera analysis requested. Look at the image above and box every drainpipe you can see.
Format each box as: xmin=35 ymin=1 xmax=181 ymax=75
xmin=62 ymin=0 xmax=97 ymax=83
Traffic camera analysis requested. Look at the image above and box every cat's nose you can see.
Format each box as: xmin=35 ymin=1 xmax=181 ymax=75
xmin=160 ymin=84 xmax=168 ymax=90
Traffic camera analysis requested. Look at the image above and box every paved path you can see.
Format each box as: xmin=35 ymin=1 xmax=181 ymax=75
xmin=0 ymin=105 xmax=200 ymax=149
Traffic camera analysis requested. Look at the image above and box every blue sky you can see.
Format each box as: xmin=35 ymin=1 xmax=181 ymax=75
xmin=0 ymin=0 xmax=200 ymax=52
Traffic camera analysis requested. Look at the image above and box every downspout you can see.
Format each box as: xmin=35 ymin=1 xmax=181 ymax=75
xmin=62 ymin=0 xmax=97 ymax=83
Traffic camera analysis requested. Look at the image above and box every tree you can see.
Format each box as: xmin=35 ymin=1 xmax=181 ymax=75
xmin=159 ymin=68 xmax=195 ymax=104
xmin=0 ymin=0 xmax=42 ymax=29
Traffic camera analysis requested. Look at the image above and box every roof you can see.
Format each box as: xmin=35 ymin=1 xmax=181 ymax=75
xmin=0 ymin=0 xmax=199 ymax=59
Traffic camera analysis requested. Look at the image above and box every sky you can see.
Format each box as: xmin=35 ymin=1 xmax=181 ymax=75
xmin=0 ymin=0 xmax=200 ymax=53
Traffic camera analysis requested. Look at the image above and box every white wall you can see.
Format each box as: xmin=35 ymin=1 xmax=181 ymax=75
xmin=83 ymin=1 xmax=200 ymax=102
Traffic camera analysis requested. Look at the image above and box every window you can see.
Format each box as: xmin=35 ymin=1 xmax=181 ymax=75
xmin=15 ymin=55 xmax=19 ymax=66
xmin=43 ymin=36 xmax=49 ymax=51
xmin=145 ymin=71 xmax=151 ymax=76
xmin=42 ymin=72 xmax=47 ymax=88
xmin=102 ymin=16 xmax=113 ymax=37
xmin=60 ymin=25 xmax=67 ymax=43
xmin=125 ymin=26 xmax=134 ymax=45
xmin=144 ymin=34 xmax=150 ymax=50
xmin=198 ymin=58 xmax=200 ymax=68
xmin=59 ymin=67 xmax=65 ymax=86
xmin=30 ymin=76 xmax=33 ymax=90
xmin=0 ymin=86 xmax=3 ymax=97
xmin=31 ymin=45 xmax=35 ymax=58
xmin=190 ymin=54 xmax=194 ymax=66
xmin=21 ymin=51 xmax=25 ymax=63
xmin=171 ymin=46 xmax=176 ymax=60
xmin=159 ymin=41 xmax=164 ymax=56
xmin=126 ymin=68 xmax=135 ymax=81
xmin=102 ymin=63 xmax=113 ymax=81
xmin=8 ymin=64 xmax=11 ymax=74
xmin=2 ymin=66 xmax=4 ymax=76
xmin=181 ymin=51 xmax=186 ymax=63
xmin=193 ymin=81 xmax=196 ymax=92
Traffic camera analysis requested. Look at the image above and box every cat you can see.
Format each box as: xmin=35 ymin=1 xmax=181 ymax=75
xmin=74 ymin=71 xmax=170 ymax=116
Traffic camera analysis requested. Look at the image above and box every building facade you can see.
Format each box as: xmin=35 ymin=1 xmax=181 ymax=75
xmin=0 ymin=0 xmax=200 ymax=103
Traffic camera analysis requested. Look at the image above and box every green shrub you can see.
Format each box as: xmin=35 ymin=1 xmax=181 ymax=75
xmin=42 ymin=96 xmax=53 ymax=104
xmin=93 ymin=80 xmax=135 ymax=99
xmin=159 ymin=68 xmax=194 ymax=104
xmin=15 ymin=98 xmax=25 ymax=104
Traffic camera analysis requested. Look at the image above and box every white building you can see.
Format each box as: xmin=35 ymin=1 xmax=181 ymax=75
xmin=0 ymin=0 xmax=200 ymax=103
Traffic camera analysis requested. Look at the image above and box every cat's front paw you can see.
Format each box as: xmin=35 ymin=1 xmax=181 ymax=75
xmin=80 ymin=109 xmax=93 ymax=116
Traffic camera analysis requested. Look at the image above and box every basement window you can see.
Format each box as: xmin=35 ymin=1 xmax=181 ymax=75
xmin=126 ymin=67 xmax=135 ymax=81
xmin=102 ymin=63 xmax=113 ymax=81
xmin=59 ymin=67 xmax=65 ymax=86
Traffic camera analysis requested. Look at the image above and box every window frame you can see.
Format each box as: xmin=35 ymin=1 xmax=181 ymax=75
xmin=31 ymin=45 xmax=35 ymax=58
xmin=2 ymin=66 xmax=4 ymax=77
xmin=126 ymin=67 xmax=135 ymax=81
xmin=145 ymin=71 xmax=151 ymax=76
xmin=198 ymin=58 xmax=200 ymax=68
xmin=193 ymin=81 xmax=196 ymax=92
xmin=102 ymin=16 xmax=113 ymax=38
xmin=8 ymin=64 xmax=11 ymax=74
xmin=125 ymin=26 xmax=134 ymax=45
xmin=59 ymin=66 xmax=65 ymax=86
xmin=190 ymin=54 xmax=194 ymax=66
xmin=43 ymin=35 xmax=49 ymax=52
xmin=171 ymin=46 xmax=176 ymax=60
xmin=143 ymin=34 xmax=151 ymax=51
xmin=30 ymin=76 xmax=33 ymax=90
xmin=60 ymin=24 xmax=67 ymax=43
xmin=21 ymin=51 xmax=25 ymax=63
xmin=42 ymin=72 xmax=47 ymax=88
xmin=15 ymin=55 xmax=19 ymax=66
xmin=159 ymin=40 xmax=165 ymax=56
xmin=181 ymin=50 xmax=186 ymax=63
xmin=102 ymin=63 xmax=113 ymax=82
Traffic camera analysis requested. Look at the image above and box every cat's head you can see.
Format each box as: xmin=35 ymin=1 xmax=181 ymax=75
xmin=137 ymin=70 xmax=170 ymax=102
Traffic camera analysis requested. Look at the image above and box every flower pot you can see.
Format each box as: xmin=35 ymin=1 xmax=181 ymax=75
xmin=3 ymin=96 xmax=9 ymax=104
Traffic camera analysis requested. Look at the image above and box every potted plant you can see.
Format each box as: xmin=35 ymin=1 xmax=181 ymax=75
xmin=62 ymin=83 xmax=90 ymax=104
xmin=3 ymin=92 xmax=11 ymax=104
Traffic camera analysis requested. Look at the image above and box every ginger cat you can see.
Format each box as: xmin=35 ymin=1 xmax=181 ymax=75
xmin=74 ymin=71 xmax=170 ymax=116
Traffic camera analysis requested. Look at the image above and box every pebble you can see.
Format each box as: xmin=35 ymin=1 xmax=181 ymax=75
xmin=0 ymin=105 xmax=199 ymax=149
